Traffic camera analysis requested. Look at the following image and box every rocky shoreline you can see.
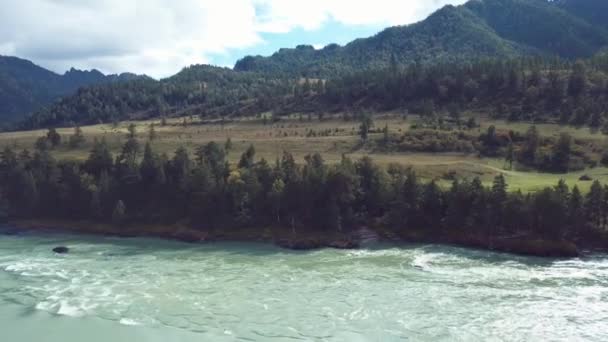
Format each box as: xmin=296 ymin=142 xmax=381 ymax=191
xmin=3 ymin=219 xmax=600 ymax=258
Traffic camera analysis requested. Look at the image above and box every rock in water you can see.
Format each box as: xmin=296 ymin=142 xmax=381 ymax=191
xmin=53 ymin=246 xmax=69 ymax=254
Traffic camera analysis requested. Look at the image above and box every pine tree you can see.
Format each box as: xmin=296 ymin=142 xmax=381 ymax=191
xmin=568 ymin=185 xmax=584 ymax=234
xmin=568 ymin=61 xmax=587 ymax=98
xmin=85 ymin=138 xmax=113 ymax=176
xmin=602 ymin=185 xmax=608 ymax=229
xmin=18 ymin=149 xmax=31 ymax=166
xmin=585 ymin=181 xmax=604 ymax=228
xmin=35 ymin=136 xmax=49 ymax=151
xmin=590 ymin=112 xmax=603 ymax=131
xmin=421 ymin=180 xmax=443 ymax=230
xmin=172 ymin=146 xmax=192 ymax=189
xmin=0 ymin=146 xmax=18 ymax=174
xmin=46 ymin=128 xmax=62 ymax=148
xmin=195 ymin=142 xmax=226 ymax=183
xmin=554 ymin=179 xmax=569 ymax=201
xmin=358 ymin=114 xmax=373 ymax=141
xmin=119 ymin=126 xmax=141 ymax=168
xmin=552 ymin=133 xmax=571 ymax=172
xmin=490 ymin=174 xmax=508 ymax=228
xmin=148 ymin=123 xmax=157 ymax=142
xmin=382 ymin=125 xmax=390 ymax=146
xmin=112 ymin=200 xmax=126 ymax=226
xmin=127 ymin=123 xmax=137 ymax=139
xmin=238 ymin=145 xmax=256 ymax=169
xmin=270 ymin=178 xmax=285 ymax=224
xmin=21 ymin=170 xmax=39 ymax=216
xmin=224 ymin=137 xmax=233 ymax=152
xmin=140 ymin=142 xmax=158 ymax=185
xmin=69 ymin=126 xmax=86 ymax=148
xmin=90 ymin=187 xmax=103 ymax=219
xmin=520 ymin=126 xmax=540 ymax=165
xmin=505 ymin=143 xmax=515 ymax=170
xmin=445 ymin=179 xmax=467 ymax=230
xmin=491 ymin=174 xmax=508 ymax=204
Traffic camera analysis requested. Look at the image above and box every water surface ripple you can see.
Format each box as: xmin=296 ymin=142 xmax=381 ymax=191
xmin=0 ymin=231 xmax=607 ymax=341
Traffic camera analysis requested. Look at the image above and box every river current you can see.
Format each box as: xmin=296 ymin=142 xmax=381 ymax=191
xmin=0 ymin=230 xmax=607 ymax=341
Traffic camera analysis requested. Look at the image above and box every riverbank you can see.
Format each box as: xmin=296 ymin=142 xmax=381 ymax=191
xmin=7 ymin=219 xmax=360 ymax=250
xmin=5 ymin=219 xmax=592 ymax=258
xmin=386 ymin=228 xmax=581 ymax=258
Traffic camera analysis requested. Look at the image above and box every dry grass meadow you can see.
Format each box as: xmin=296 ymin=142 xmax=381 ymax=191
xmin=1 ymin=113 xmax=607 ymax=192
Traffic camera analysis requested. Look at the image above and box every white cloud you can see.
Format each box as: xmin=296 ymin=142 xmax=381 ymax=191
xmin=254 ymin=0 xmax=467 ymax=32
xmin=0 ymin=0 xmax=466 ymax=78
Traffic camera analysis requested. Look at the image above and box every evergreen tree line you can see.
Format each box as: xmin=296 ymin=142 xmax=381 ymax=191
xmin=16 ymin=57 xmax=608 ymax=132
xmin=385 ymin=126 xmax=581 ymax=173
xmin=19 ymin=68 xmax=293 ymax=130
xmin=1 ymin=128 xmax=607 ymax=244
xmin=318 ymin=58 xmax=608 ymax=129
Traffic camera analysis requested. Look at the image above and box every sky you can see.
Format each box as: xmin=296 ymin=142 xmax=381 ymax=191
xmin=0 ymin=0 xmax=467 ymax=79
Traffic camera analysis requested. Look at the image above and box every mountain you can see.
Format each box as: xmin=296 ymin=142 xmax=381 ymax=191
xmin=235 ymin=0 xmax=608 ymax=77
xmin=13 ymin=0 xmax=608 ymax=130
xmin=556 ymin=0 xmax=608 ymax=30
xmin=465 ymin=0 xmax=607 ymax=59
xmin=18 ymin=65 xmax=291 ymax=129
xmin=0 ymin=55 xmax=146 ymax=123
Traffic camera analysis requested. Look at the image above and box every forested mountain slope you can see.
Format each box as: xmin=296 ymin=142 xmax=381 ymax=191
xmin=0 ymin=55 xmax=144 ymax=123
xmin=556 ymin=0 xmax=608 ymax=30
xmin=11 ymin=0 xmax=608 ymax=130
xmin=17 ymin=56 xmax=608 ymax=131
xmin=465 ymin=0 xmax=607 ymax=59
xmin=235 ymin=0 xmax=608 ymax=77
xmin=18 ymin=65 xmax=290 ymax=129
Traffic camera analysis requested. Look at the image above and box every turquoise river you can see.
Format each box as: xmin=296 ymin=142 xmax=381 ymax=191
xmin=0 ymin=229 xmax=607 ymax=341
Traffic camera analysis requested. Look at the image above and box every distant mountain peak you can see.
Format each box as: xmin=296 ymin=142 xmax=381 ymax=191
xmin=0 ymin=55 xmax=146 ymax=123
xmin=64 ymin=67 xmax=103 ymax=75
xmin=234 ymin=0 xmax=608 ymax=77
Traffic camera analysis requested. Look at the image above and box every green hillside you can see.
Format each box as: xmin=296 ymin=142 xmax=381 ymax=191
xmin=10 ymin=0 xmax=608 ymax=130
xmin=235 ymin=0 xmax=608 ymax=77
xmin=18 ymin=65 xmax=291 ymax=129
xmin=0 ymin=56 xmax=144 ymax=124
xmin=465 ymin=0 xmax=608 ymax=59
xmin=556 ymin=0 xmax=608 ymax=30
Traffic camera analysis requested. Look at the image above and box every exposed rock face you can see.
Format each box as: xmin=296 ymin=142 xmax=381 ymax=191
xmin=53 ymin=246 xmax=69 ymax=254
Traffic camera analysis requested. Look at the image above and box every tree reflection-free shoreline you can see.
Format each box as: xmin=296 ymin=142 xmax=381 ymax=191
xmin=6 ymin=218 xmax=583 ymax=258
xmin=2 ymin=131 xmax=607 ymax=258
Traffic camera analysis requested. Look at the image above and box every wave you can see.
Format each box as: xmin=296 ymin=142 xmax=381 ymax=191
xmin=57 ymin=301 xmax=85 ymax=317
xmin=412 ymin=253 xmax=435 ymax=271
xmin=119 ymin=318 xmax=142 ymax=326
xmin=35 ymin=300 xmax=85 ymax=317
xmin=346 ymin=248 xmax=409 ymax=258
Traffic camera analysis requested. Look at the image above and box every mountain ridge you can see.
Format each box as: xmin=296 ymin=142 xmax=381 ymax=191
xmin=234 ymin=0 xmax=608 ymax=77
xmin=4 ymin=0 xmax=608 ymax=129
xmin=0 ymin=55 xmax=147 ymax=124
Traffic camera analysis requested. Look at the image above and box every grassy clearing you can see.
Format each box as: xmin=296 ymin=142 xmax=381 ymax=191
xmin=1 ymin=113 xmax=607 ymax=192
xmin=478 ymin=118 xmax=608 ymax=141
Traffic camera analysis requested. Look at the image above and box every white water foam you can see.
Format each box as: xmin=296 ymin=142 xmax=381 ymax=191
xmin=119 ymin=318 xmax=142 ymax=326
xmin=57 ymin=301 xmax=85 ymax=317
xmin=412 ymin=253 xmax=436 ymax=271
xmin=346 ymin=249 xmax=408 ymax=258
